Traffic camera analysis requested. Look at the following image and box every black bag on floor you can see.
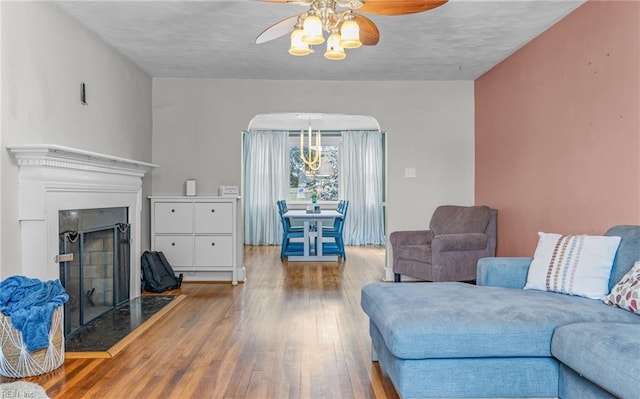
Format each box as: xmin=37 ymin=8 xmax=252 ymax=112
xmin=141 ymin=250 xmax=183 ymax=293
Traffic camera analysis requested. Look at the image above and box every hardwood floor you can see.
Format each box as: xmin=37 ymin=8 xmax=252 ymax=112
xmin=1 ymin=246 xmax=400 ymax=399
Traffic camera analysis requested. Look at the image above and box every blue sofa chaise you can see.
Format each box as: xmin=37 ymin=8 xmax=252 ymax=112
xmin=361 ymin=225 xmax=640 ymax=399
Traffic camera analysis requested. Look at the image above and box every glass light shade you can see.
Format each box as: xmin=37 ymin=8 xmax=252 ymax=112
xmin=289 ymin=28 xmax=311 ymax=56
xmin=340 ymin=20 xmax=361 ymax=49
xmin=302 ymin=15 xmax=325 ymax=45
xmin=324 ymin=33 xmax=346 ymax=60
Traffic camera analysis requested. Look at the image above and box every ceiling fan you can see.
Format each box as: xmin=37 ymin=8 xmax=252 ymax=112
xmin=255 ymin=0 xmax=448 ymax=60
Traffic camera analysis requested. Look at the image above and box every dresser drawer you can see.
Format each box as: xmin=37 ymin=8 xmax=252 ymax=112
xmin=194 ymin=202 xmax=233 ymax=234
xmin=154 ymin=235 xmax=193 ymax=267
xmin=194 ymin=235 xmax=233 ymax=267
xmin=154 ymin=202 xmax=193 ymax=234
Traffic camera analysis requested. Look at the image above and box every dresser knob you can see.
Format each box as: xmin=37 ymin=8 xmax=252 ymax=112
xmin=172 ymin=243 xmax=175 ymax=246
xmin=211 ymin=242 xmax=215 ymax=246
xmin=171 ymin=209 xmax=175 ymax=213
xmin=211 ymin=209 xmax=215 ymax=213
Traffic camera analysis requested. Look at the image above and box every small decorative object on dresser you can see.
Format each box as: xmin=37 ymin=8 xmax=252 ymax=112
xmin=185 ymin=179 xmax=196 ymax=196
xmin=219 ymin=185 xmax=239 ymax=197
xmin=149 ymin=196 xmax=242 ymax=285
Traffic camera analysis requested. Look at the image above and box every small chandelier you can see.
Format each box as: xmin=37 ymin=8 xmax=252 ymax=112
xmin=288 ymin=1 xmax=362 ymax=60
xmin=300 ymin=122 xmax=321 ymax=172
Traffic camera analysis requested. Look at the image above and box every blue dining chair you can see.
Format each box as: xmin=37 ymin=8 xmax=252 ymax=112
xmin=277 ymin=200 xmax=303 ymax=233
xmin=322 ymin=201 xmax=348 ymax=259
xmin=322 ymin=200 xmax=347 ymax=232
xmin=277 ymin=200 xmax=305 ymax=260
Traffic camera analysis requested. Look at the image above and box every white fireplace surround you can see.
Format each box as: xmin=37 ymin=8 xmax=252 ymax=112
xmin=8 ymin=144 xmax=157 ymax=299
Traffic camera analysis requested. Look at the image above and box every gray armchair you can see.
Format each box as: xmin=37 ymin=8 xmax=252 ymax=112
xmin=390 ymin=205 xmax=497 ymax=282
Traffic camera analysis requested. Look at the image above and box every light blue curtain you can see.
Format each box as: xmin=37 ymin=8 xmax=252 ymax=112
xmin=340 ymin=131 xmax=385 ymax=245
xmin=243 ymin=130 xmax=288 ymax=245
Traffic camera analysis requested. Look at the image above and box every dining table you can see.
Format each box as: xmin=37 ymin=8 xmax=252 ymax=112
xmin=282 ymin=209 xmax=343 ymax=261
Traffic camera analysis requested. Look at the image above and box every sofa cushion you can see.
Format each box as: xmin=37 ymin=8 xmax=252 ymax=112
xmin=361 ymin=282 xmax=640 ymax=360
xmin=604 ymin=260 xmax=640 ymax=314
xmin=552 ymin=322 xmax=640 ymax=399
xmin=524 ymin=233 xmax=621 ymax=299
xmin=370 ymin=322 xmax=560 ymax=399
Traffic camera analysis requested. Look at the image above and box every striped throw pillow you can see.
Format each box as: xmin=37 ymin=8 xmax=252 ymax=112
xmin=524 ymin=232 xmax=621 ymax=299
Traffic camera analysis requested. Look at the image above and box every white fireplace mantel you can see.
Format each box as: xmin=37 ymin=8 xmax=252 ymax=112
xmin=8 ymin=144 xmax=158 ymax=298
xmin=9 ymin=144 xmax=156 ymax=177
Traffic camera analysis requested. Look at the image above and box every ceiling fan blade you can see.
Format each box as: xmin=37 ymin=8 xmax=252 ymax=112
xmin=353 ymin=14 xmax=379 ymax=46
xmin=256 ymin=14 xmax=301 ymax=44
xmin=358 ymin=0 xmax=448 ymax=16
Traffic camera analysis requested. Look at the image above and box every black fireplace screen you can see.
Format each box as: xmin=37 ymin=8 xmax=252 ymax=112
xmin=58 ymin=209 xmax=130 ymax=336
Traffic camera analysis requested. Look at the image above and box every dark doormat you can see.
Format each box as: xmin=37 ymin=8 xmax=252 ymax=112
xmin=65 ymin=294 xmax=185 ymax=358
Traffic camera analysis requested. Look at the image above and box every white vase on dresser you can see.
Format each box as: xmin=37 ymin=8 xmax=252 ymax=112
xmin=149 ymin=196 xmax=244 ymax=284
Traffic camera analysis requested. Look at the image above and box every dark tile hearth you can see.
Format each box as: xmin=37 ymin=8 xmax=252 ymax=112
xmin=65 ymin=295 xmax=177 ymax=353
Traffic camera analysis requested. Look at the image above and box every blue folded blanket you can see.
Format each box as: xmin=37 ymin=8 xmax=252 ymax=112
xmin=0 ymin=276 xmax=69 ymax=351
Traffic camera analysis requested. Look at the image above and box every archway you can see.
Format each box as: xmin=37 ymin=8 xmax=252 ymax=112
xmin=242 ymin=112 xmax=386 ymax=248
xmin=247 ymin=113 xmax=381 ymax=132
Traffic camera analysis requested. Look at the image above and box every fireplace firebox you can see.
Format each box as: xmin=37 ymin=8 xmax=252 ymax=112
xmin=58 ymin=208 xmax=130 ymax=336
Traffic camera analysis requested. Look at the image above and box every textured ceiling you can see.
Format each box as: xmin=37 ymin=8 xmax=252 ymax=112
xmin=54 ymin=0 xmax=585 ymax=81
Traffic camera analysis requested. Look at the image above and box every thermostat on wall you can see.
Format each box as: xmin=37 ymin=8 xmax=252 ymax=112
xmin=219 ymin=185 xmax=239 ymax=197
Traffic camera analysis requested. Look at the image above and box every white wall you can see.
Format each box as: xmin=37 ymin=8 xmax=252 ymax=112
xmin=152 ymin=78 xmax=475 ymax=275
xmin=1 ymin=2 xmax=153 ymax=278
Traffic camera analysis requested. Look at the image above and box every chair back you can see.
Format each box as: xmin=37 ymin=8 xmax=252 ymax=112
xmin=486 ymin=208 xmax=497 ymax=256
xmin=277 ymin=200 xmax=288 ymax=215
xmin=429 ymin=205 xmax=492 ymax=236
xmin=334 ymin=202 xmax=348 ymax=233
xmin=276 ymin=200 xmax=291 ymax=232
xmin=328 ymin=201 xmax=348 ymax=230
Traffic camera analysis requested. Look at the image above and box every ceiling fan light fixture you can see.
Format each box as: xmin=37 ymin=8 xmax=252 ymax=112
xmin=302 ymin=15 xmax=325 ymax=45
xmin=324 ymin=32 xmax=346 ymax=60
xmin=289 ymin=28 xmax=312 ymax=56
xmin=339 ymin=19 xmax=361 ymax=49
xmin=257 ymin=0 xmax=449 ymax=61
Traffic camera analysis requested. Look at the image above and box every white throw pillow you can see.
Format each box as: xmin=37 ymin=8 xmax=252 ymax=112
xmin=524 ymin=232 xmax=621 ymax=299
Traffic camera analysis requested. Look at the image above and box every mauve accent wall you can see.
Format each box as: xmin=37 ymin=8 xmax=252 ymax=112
xmin=475 ymin=0 xmax=640 ymax=256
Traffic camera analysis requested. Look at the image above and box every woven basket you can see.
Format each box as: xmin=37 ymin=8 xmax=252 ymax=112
xmin=0 ymin=306 xmax=65 ymax=378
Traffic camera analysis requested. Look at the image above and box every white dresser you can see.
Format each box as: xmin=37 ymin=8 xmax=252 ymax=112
xmin=150 ymin=196 xmax=241 ymax=284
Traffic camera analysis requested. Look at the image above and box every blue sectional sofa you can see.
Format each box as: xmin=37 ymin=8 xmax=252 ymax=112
xmin=361 ymin=225 xmax=640 ymax=399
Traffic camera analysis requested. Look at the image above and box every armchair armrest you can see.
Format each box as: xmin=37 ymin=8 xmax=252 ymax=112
xmin=476 ymin=257 xmax=533 ymax=289
xmin=431 ymin=233 xmax=488 ymax=252
xmin=390 ymin=230 xmax=435 ymax=247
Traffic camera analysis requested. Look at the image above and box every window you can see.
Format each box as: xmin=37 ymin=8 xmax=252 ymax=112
xmin=288 ymin=133 xmax=340 ymax=202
